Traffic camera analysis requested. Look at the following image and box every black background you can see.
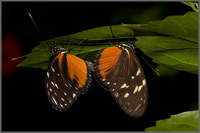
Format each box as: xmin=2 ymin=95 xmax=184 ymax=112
xmin=2 ymin=2 xmax=198 ymax=131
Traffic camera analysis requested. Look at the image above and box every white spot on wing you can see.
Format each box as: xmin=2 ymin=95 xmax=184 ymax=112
xmin=131 ymin=76 xmax=135 ymax=79
xmin=124 ymin=93 xmax=129 ymax=98
xmin=47 ymin=72 xmax=49 ymax=78
xmin=61 ymin=98 xmax=65 ymax=101
xmin=136 ymin=68 xmax=141 ymax=76
xmin=121 ymin=83 xmax=129 ymax=88
xmin=57 ymin=73 xmax=59 ymax=76
xmin=107 ymin=82 xmax=110 ymax=85
xmin=65 ymin=83 xmax=68 ymax=87
xmin=129 ymin=109 xmax=133 ymax=113
xmin=133 ymin=86 xmax=138 ymax=94
xmin=69 ymin=100 xmax=72 ymax=103
xmin=115 ymin=93 xmax=119 ymax=97
xmin=134 ymin=104 xmax=142 ymax=112
xmin=64 ymin=92 xmax=67 ymax=96
xmin=49 ymin=88 xmax=53 ymax=92
xmin=113 ymin=83 xmax=117 ymax=85
xmin=138 ymin=85 xmax=143 ymax=92
xmin=142 ymin=79 xmax=146 ymax=86
xmin=51 ymin=81 xmax=54 ymax=86
xmin=73 ymin=93 xmax=76 ymax=98
xmin=55 ymin=83 xmax=59 ymax=89
xmin=52 ymin=96 xmax=57 ymax=105
xmin=51 ymin=66 xmax=55 ymax=72
xmin=75 ymin=87 xmax=78 ymax=90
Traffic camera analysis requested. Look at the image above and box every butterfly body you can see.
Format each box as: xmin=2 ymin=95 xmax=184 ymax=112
xmin=93 ymin=44 xmax=148 ymax=118
xmin=45 ymin=46 xmax=92 ymax=111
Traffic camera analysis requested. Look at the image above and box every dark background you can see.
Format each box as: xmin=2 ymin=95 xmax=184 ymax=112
xmin=2 ymin=2 xmax=198 ymax=131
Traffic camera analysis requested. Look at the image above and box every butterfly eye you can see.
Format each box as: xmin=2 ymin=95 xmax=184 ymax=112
xmin=49 ymin=45 xmax=60 ymax=53
xmin=49 ymin=46 xmax=55 ymax=53
xmin=93 ymin=44 xmax=148 ymax=118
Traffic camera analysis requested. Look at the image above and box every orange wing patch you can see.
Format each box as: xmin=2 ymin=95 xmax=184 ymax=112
xmin=66 ymin=54 xmax=87 ymax=88
xmin=98 ymin=47 xmax=122 ymax=80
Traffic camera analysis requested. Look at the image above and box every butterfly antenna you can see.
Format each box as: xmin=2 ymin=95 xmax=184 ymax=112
xmin=108 ymin=41 xmax=113 ymax=46
xmin=12 ymin=50 xmax=48 ymax=60
xmin=110 ymin=25 xmax=115 ymax=40
xmin=28 ymin=12 xmax=41 ymax=34
xmin=11 ymin=12 xmax=49 ymax=60
xmin=69 ymin=37 xmax=92 ymax=51
xmin=66 ymin=36 xmax=71 ymax=49
xmin=140 ymin=55 xmax=160 ymax=76
xmin=110 ymin=25 xmax=119 ymax=46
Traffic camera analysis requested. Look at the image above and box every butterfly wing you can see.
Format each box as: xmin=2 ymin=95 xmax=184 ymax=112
xmin=94 ymin=46 xmax=148 ymax=118
xmin=94 ymin=47 xmax=122 ymax=91
xmin=45 ymin=51 xmax=92 ymax=111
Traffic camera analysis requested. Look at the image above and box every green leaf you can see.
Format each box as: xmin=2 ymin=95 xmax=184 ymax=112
xmin=145 ymin=110 xmax=199 ymax=131
xmin=18 ymin=25 xmax=134 ymax=70
xmin=17 ymin=44 xmax=52 ymax=70
xmin=18 ymin=44 xmax=112 ymax=70
xmin=182 ymin=2 xmax=199 ymax=12
xmin=43 ymin=25 xmax=134 ymax=45
xmin=123 ymin=11 xmax=198 ymax=74
xmin=123 ymin=11 xmax=198 ymax=43
xmin=135 ymin=36 xmax=198 ymax=74
xmin=18 ymin=11 xmax=198 ymax=75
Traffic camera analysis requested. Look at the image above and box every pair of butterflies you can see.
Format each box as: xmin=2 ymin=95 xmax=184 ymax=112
xmin=46 ymin=43 xmax=148 ymax=118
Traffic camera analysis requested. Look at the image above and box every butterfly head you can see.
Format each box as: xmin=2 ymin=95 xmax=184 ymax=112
xmin=49 ymin=45 xmax=67 ymax=54
xmin=118 ymin=43 xmax=136 ymax=52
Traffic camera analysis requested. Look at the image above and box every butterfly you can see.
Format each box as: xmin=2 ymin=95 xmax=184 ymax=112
xmin=93 ymin=43 xmax=148 ymax=118
xmin=45 ymin=45 xmax=92 ymax=111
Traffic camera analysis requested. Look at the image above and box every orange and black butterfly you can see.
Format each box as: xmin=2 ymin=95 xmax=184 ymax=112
xmin=45 ymin=45 xmax=92 ymax=111
xmin=93 ymin=44 xmax=148 ymax=118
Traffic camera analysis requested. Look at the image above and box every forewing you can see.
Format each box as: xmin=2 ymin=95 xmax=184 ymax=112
xmin=94 ymin=47 xmax=123 ymax=90
xmin=45 ymin=52 xmax=92 ymax=111
xmin=94 ymin=47 xmax=148 ymax=118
